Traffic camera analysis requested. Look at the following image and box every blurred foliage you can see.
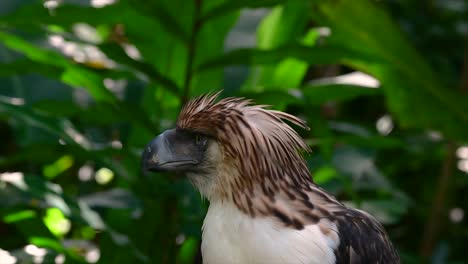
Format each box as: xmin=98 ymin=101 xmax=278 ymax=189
xmin=0 ymin=0 xmax=467 ymax=263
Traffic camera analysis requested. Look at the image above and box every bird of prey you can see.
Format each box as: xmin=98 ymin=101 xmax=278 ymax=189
xmin=142 ymin=93 xmax=400 ymax=264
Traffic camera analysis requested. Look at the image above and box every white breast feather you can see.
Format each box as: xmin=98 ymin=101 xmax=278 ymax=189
xmin=202 ymin=201 xmax=339 ymax=264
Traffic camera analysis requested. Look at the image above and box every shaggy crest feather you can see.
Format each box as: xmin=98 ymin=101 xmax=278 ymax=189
xmin=177 ymin=93 xmax=314 ymax=199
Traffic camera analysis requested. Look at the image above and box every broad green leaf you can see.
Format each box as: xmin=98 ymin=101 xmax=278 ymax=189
xmin=303 ymin=84 xmax=380 ymax=105
xmin=1 ymin=2 xmax=188 ymax=44
xmin=313 ymin=166 xmax=338 ymax=185
xmin=242 ymin=2 xmax=315 ymax=91
xmin=0 ymin=96 xmax=91 ymax=148
xmin=196 ymin=45 xmax=381 ymax=72
xmin=79 ymin=188 xmax=140 ymax=209
xmin=177 ymin=237 xmax=198 ymax=264
xmin=0 ymin=59 xmax=62 ymax=78
xmin=98 ymin=43 xmax=181 ymax=94
xmin=201 ymin=0 xmax=293 ymax=22
xmin=334 ymin=135 xmax=404 ymax=149
xmin=128 ymin=0 xmax=189 ymax=43
xmin=32 ymin=100 xmax=81 ymax=117
xmin=313 ymin=0 xmax=468 ymax=139
xmin=0 ymin=32 xmax=117 ymax=103
xmin=238 ymin=90 xmax=303 ymax=110
xmin=191 ymin=4 xmax=239 ymax=97
xmin=269 ymin=29 xmax=320 ymax=88
xmin=0 ymin=96 xmax=133 ymax=179
xmin=61 ymin=67 xmax=117 ymax=103
xmin=0 ymin=32 xmax=68 ymax=65
xmin=355 ymin=199 xmax=409 ymax=224
xmin=257 ymin=1 xmax=311 ymax=49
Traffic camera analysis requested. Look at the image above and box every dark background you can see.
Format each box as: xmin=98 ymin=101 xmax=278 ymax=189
xmin=0 ymin=0 xmax=467 ymax=263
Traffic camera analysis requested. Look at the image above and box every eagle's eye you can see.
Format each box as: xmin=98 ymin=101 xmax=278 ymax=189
xmin=194 ymin=133 xmax=207 ymax=147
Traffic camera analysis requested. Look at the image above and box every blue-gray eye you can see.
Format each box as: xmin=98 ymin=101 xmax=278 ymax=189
xmin=195 ymin=134 xmax=201 ymax=144
xmin=194 ymin=133 xmax=207 ymax=147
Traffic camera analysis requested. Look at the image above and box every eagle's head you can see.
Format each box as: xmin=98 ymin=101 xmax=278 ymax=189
xmin=142 ymin=92 xmax=311 ymax=202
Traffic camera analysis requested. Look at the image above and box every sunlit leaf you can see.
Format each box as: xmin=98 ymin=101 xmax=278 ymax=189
xmin=43 ymin=208 xmax=71 ymax=237
xmin=3 ymin=210 xmax=37 ymax=223
xmin=177 ymin=237 xmax=198 ymax=264
xmin=313 ymin=166 xmax=338 ymax=185
xmin=95 ymin=167 xmax=114 ymax=185
xmin=29 ymin=237 xmax=64 ymax=253
xmin=43 ymin=155 xmax=74 ymax=179
xmin=242 ymin=2 xmax=317 ymax=91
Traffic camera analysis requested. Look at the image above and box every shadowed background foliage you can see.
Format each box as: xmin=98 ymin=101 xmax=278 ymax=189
xmin=0 ymin=0 xmax=467 ymax=263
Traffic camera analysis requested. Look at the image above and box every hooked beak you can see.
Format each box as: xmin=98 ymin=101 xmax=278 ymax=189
xmin=141 ymin=129 xmax=202 ymax=173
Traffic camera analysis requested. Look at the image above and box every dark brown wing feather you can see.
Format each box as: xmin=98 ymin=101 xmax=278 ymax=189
xmin=334 ymin=209 xmax=400 ymax=264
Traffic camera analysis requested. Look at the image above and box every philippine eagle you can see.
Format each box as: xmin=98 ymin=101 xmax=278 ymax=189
xmin=142 ymin=93 xmax=400 ymax=264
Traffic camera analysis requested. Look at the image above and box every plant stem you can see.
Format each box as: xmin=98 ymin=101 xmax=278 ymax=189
xmin=182 ymin=0 xmax=203 ymax=104
xmin=419 ymin=142 xmax=455 ymax=257
xmin=419 ymin=35 xmax=468 ymax=258
xmin=162 ymin=2 xmax=204 ymax=262
xmin=461 ymin=36 xmax=468 ymax=93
